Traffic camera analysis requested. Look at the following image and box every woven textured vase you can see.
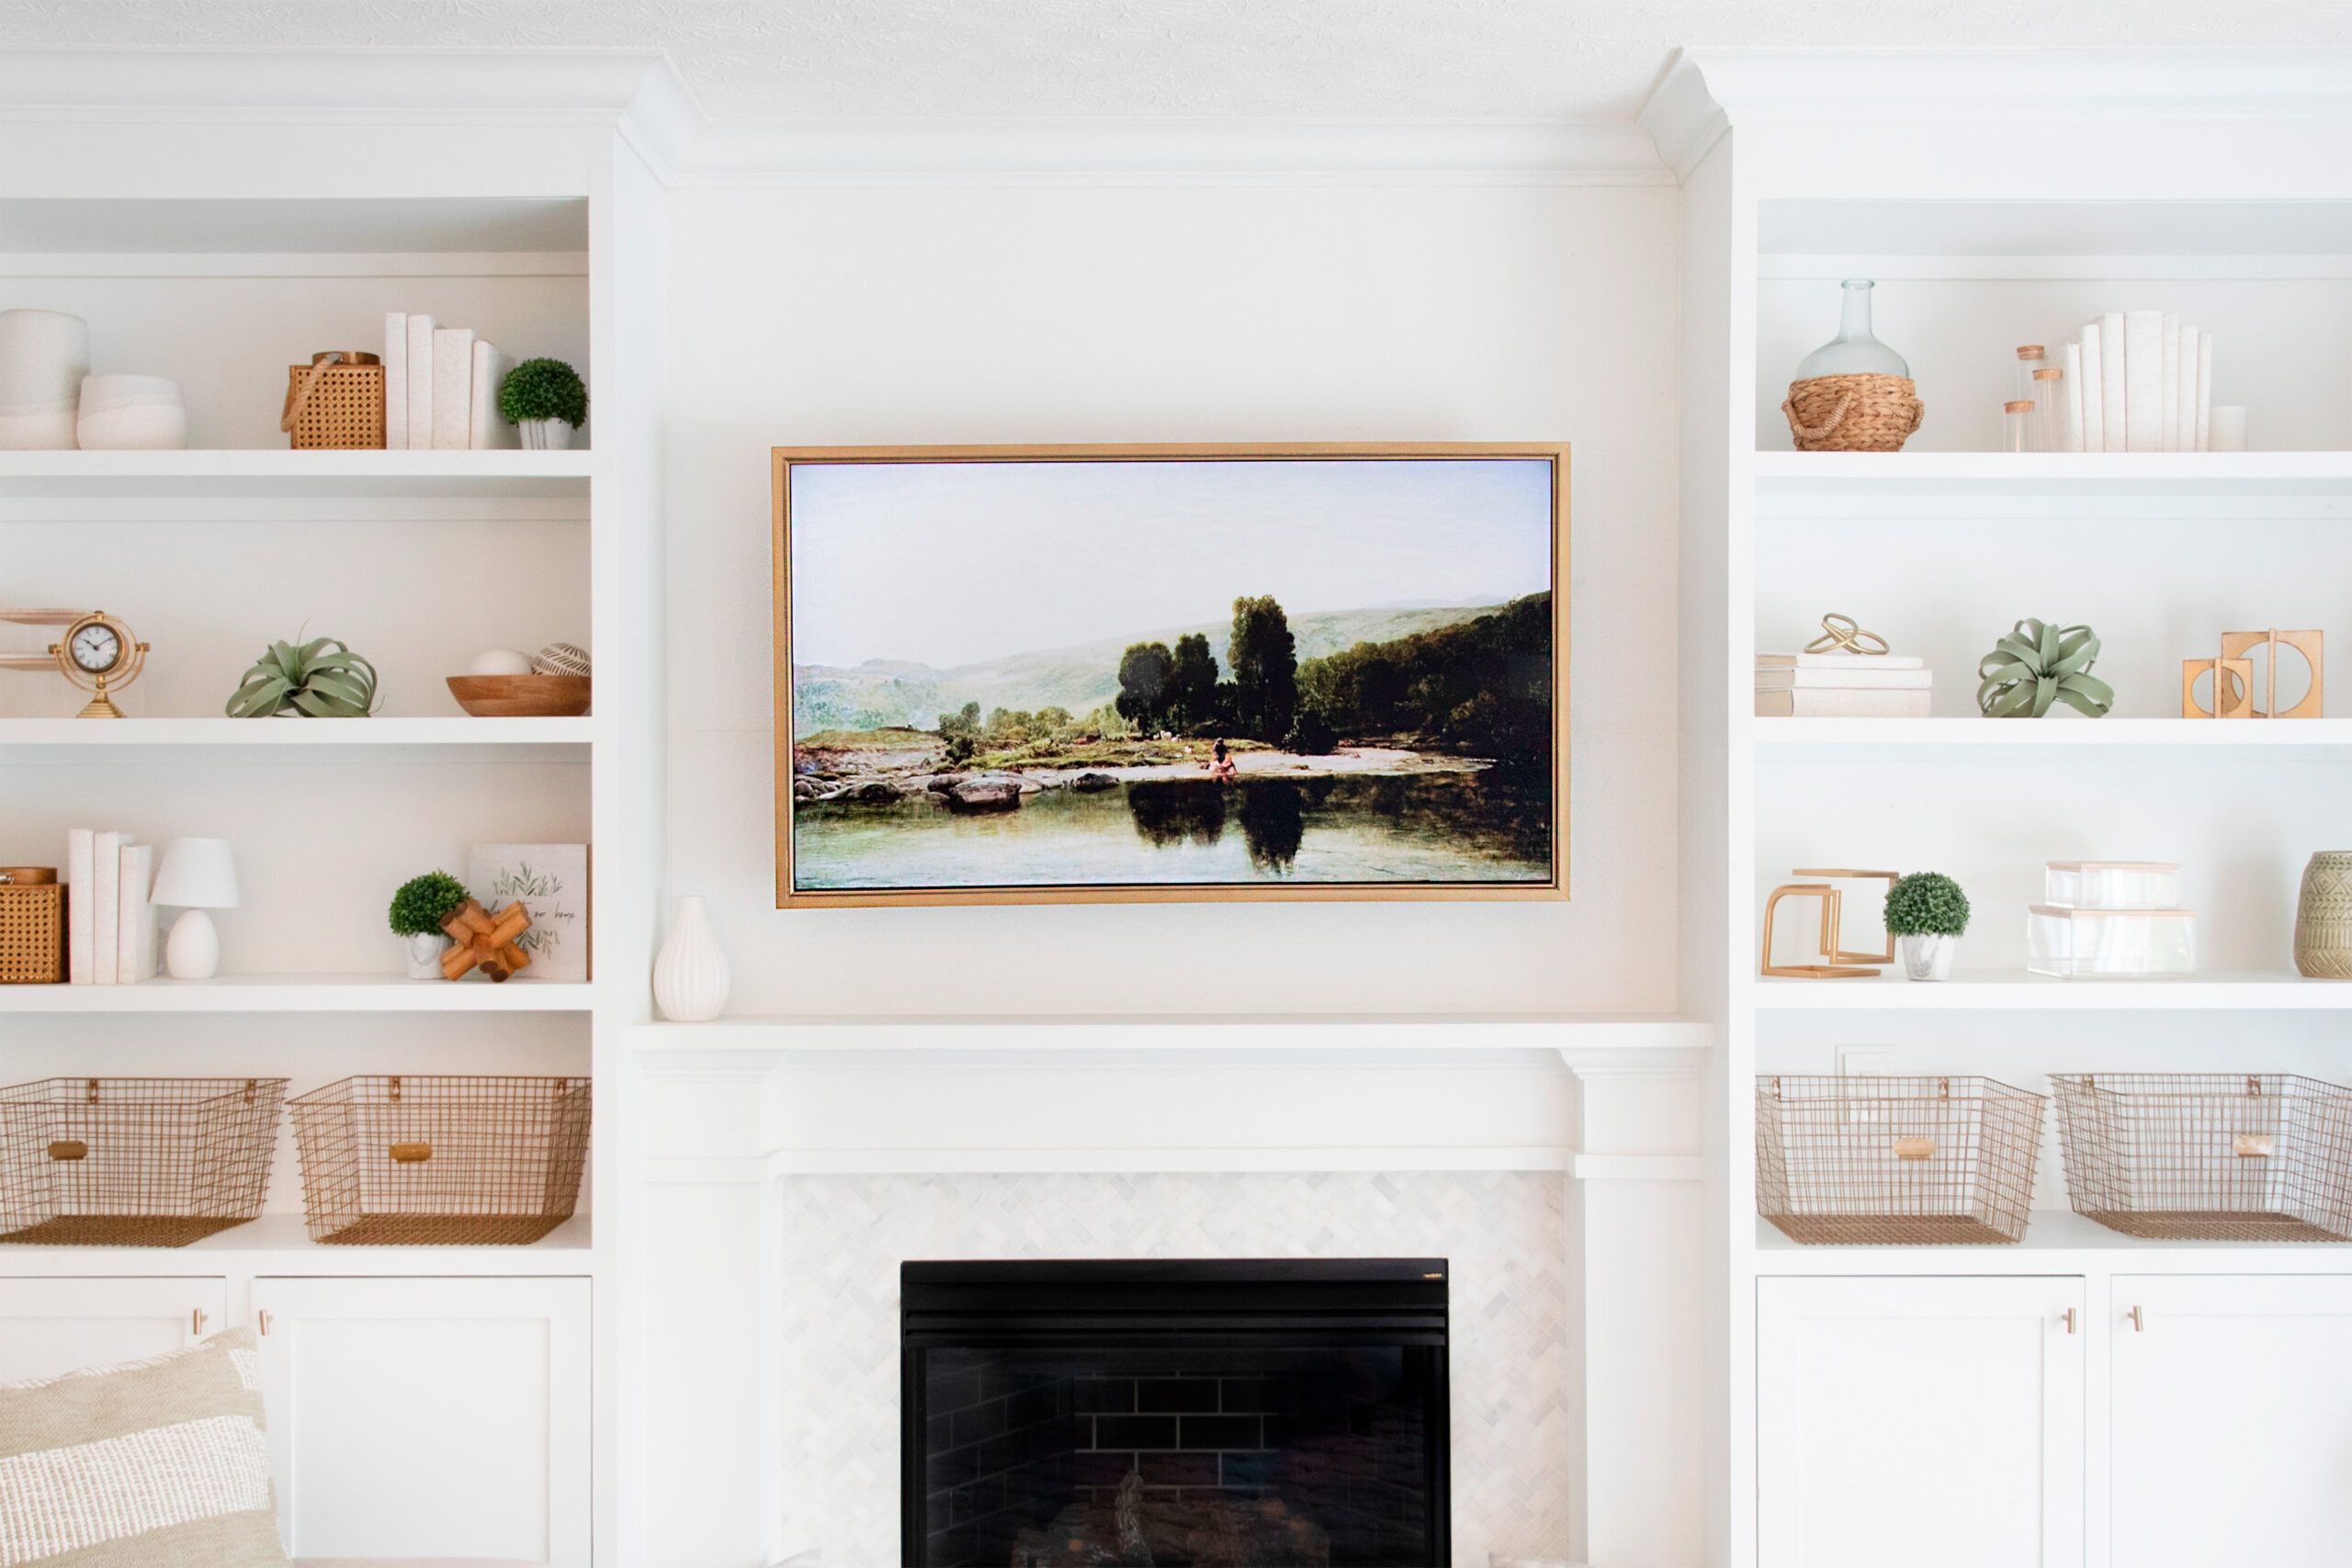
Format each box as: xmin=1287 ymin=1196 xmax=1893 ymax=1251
xmin=2295 ymin=852 xmax=2352 ymax=979
xmin=1782 ymin=373 xmax=1924 ymax=452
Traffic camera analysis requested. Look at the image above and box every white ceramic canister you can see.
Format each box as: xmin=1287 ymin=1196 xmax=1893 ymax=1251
xmin=0 ymin=310 xmax=91 ymax=449
xmin=76 ymin=374 xmax=187 ymax=450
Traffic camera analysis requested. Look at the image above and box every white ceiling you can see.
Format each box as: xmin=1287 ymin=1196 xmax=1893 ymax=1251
xmin=1 ymin=1 xmax=2345 ymax=123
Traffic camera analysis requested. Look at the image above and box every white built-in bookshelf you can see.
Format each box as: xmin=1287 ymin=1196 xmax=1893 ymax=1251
xmin=0 ymin=57 xmax=673 ymax=1565
xmin=1647 ymin=49 xmax=2352 ymax=1568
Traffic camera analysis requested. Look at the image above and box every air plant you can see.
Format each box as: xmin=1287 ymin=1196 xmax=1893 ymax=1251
xmin=226 ymin=634 xmax=380 ymax=717
xmin=1976 ymin=618 xmax=2111 ymax=718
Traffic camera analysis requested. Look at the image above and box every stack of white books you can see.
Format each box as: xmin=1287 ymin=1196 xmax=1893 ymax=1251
xmin=2064 ymin=310 xmax=2213 ymax=453
xmin=62 ymin=828 xmax=156 ymax=984
xmin=381 ymin=311 xmax=516 ymax=451
xmin=1755 ymin=653 xmax=1931 ymax=718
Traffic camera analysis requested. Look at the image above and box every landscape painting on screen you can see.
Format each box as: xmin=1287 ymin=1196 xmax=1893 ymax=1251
xmin=771 ymin=446 xmax=1566 ymax=907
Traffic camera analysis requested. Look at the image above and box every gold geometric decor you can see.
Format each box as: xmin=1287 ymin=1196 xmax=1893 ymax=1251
xmin=1760 ymin=868 xmax=1898 ymax=978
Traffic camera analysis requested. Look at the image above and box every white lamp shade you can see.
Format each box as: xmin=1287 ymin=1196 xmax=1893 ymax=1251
xmin=150 ymin=837 xmax=239 ymax=908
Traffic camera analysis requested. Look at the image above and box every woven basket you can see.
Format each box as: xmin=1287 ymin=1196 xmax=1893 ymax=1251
xmin=0 ymin=869 xmax=63 ymax=985
xmin=281 ymin=351 xmax=385 ymax=450
xmin=1782 ymin=372 xmax=1924 ymax=452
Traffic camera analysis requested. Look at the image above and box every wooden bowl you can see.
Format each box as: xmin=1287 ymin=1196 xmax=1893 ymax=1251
xmin=446 ymin=674 xmax=592 ymax=718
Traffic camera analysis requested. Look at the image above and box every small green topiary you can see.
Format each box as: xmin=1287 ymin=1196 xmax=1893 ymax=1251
xmin=1883 ymin=871 xmax=1971 ymax=937
xmin=497 ymin=358 xmax=588 ymax=427
xmin=389 ymin=871 xmax=470 ymax=937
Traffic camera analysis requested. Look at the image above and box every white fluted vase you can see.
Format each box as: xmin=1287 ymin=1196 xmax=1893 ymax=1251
xmin=652 ymin=896 xmax=730 ymax=1021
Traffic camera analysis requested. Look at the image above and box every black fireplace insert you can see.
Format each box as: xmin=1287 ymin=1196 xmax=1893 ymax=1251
xmin=901 ymin=1258 xmax=1450 ymax=1567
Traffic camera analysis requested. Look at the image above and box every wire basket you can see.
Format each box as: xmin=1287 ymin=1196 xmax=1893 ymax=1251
xmin=2052 ymin=1073 xmax=2352 ymax=1241
xmin=1757 ymin=1075 xmax=2046 ymax=1245
xmin=0 ymin=1077 xmax=287 ymax=1247
xmin=288 ymin=1075 xmax=590 ymax=1246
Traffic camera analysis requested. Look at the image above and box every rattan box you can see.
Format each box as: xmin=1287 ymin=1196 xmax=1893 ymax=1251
xmin=280 ymin=350 xmax=386 ymax=449
xmin=0 ymin=868 xmax=64 ymax=984
xmin=1758 ymin=1074 xmax=2046 ymax=1245
xmin=288 ymin=1075 xmax=591 ymax=1245
xmin=0 ymin=1077 xmax=288 ymax=1247
xmin=2052 ymin=1073 xmax=2352 ymax=1241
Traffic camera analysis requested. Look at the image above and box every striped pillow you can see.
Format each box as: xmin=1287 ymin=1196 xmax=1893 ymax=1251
xmin=0 ymin=1328 xmax=288 ymax=1566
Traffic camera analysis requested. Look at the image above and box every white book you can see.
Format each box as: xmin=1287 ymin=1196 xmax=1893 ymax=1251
xmin=1756 ymin=688 xmax=1932 ymax=719
xmin=2196 ymin=331 xmax=2213 ymax=452
xmin=1756 ymin=653 xmax=1927 ymax=671
xmin=1756 ymin=667 xmax=1933 ymax=691
xmin=2078 ymin=323 xmax=2104 ymax=455
xmin=2063 ymin=343 xmax=2086 ymax=453
xmin=431 ymin=327 xmax=475 ymax=450
xmin=382 ymin=310 xmax=408 ymax=450
xmin=2160 ymin=314 xmax=2180 ymax=452
xmin=404 ymin=314 xmax=435 ymax=450
xmin=2124 ymin=310 xmax=2165 ymax=453
xmin=92 ymin=829 xmax=121 ymax=984
xmin=2175 ymin=321 xmax=2199 ymax=455
xmin=2098 ymin=312 xmax=2127 ymax=453
xmin=65 ymin=827 xmax=94 ymax=984
xmin=118 ymin=842 xmax=155 ymax=983
xmin=469 ymin=339 xmax=514 ymax=450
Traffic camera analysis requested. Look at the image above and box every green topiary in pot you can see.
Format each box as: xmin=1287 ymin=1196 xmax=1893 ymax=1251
xmin=498 ymin=357 xmax=587 ymax=448
xmin=1976 ymin=618 xmax=2111 ymax=718
xmin=389 ymin=870 xmax=470 ymax=979
xmin=389 ymin=871 xmax=470 ymax=937
xmin=1884 ymin=871 xmax=1970 ymax=981
xmin=226 ymin=635 xmax=379 ymax=717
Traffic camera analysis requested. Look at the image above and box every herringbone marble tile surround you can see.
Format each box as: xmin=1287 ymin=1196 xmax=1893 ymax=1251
xmin=774 ymin=1170 xmax=1572 ymax=1565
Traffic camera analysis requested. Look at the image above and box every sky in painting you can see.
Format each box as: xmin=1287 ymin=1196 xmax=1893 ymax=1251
xmin=788 ymin=457 xmax=1555 ymax=670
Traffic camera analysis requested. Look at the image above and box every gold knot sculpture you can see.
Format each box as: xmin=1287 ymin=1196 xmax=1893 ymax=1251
xmin=1803 ymin=613 xmax=1891 ymax=657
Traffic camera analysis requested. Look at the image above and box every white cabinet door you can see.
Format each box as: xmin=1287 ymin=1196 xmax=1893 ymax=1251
xmin=2109 ymin=1275 xmax=2352 ymax=1567
xmin=0 ymin=1277 xmax=228 ymax=1382
xmin=253 ymin=1275 xmax=590 ymax=1567
xmin=1758 ymin=1275 xmax=2086 ymax=1568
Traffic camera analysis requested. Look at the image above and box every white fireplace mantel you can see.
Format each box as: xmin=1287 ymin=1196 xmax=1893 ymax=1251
xmin=629 ymin=1015 xmax=1707 ymax=1567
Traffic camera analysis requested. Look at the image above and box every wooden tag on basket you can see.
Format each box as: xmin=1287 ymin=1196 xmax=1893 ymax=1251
xmin=1893 ymin=1135 xmax=1937 ymax=1161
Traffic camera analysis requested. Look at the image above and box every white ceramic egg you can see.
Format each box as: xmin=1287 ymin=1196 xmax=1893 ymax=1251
xmin=469 ymin=648 xmax=537 ymax=677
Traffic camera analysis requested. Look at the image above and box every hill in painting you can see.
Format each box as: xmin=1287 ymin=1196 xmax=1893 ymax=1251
xmin=791 ymin=601 xmax=1505 ymax=737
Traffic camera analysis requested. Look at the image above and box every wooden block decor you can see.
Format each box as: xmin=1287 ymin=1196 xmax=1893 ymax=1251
xmin=2181 ymin=657 xmax=2255 ymax=718
xmin=439 ymin=898 xmax=533 ymax=982
xmin=2220 ymin=628 xmax=2324 ymax=718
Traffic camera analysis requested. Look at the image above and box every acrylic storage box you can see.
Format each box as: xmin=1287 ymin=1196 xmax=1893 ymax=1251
xmin=2043 ymin=860 xmax=2182 ymax=909
xmin=288 ymin=1074 xmax=590 ymax=1245
xmin=2051 ymin=1074 xmax=2352 ymax=1241
xmin=2027 ymin=905 xmax=2195 ymax=977
xmin=1756 ymin=1075 xmax=2046 ymax=1245
xmin=0 ymin=1077 xmax=287 ymax=1247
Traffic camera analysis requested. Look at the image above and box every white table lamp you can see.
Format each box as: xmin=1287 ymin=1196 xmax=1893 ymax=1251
xmin=150 ymin=837 xmax=239 ymax=980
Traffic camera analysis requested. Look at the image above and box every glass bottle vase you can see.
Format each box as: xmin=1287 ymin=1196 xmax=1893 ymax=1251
xmin=1794 ymin=278 xmax=1909 ymax=379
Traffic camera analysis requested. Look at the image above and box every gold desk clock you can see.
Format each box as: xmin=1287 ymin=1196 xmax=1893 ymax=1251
xmin=0 ymin=609 xmax=150 ymax=717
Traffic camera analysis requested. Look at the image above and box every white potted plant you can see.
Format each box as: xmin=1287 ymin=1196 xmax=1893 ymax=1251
xmin=497 ymin=356 xmax=587 ymax=449
xmin=388 ymin=870 xmax=469 ymax=980
xmin=1884 ymin=871 xmax=1970 ymax=981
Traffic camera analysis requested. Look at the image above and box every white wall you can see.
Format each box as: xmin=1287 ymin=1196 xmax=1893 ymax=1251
xmin=661 ymin=181 xmax=1681 ymax=1015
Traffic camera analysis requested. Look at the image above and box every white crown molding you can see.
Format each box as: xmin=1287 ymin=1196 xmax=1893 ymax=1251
xmin=0 ymin=46 xmax=682 ymax=122
xmin=1639 ymin=48 xmax=2352 ymax=184
xmin=0 ymin=47 xmax=1667 ymax=186
xmin=1634 ymin=53 xmax=1728 ymax=186
xmin=665 ymin=117 xmax=1669 ymax=187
